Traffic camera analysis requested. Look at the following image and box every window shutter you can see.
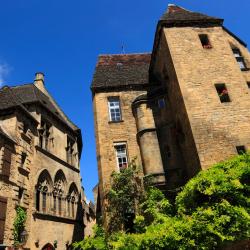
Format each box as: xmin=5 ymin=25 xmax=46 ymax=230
xmin=0 ymin=197 xmax=7 ymax=244
xmin=2 ymin=147 xmax=11 ymax=177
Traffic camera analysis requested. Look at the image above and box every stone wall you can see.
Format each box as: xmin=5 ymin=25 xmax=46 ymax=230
xmin=162 ymin=25 xmax=250 ymax=172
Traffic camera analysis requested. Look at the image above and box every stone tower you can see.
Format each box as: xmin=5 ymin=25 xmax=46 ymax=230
xmin=92 ymin=4 xmax=250 ymax=219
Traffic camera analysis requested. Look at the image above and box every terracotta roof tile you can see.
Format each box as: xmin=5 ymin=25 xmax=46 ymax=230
xmin=91 ymin=53 xmax=151 ymax=91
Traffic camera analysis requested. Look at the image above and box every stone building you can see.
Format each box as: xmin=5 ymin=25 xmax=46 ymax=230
xmin=91 ymin=5 xmax=250 ymax=216
xmin=0 ymin=73 xmax=86 ymax=249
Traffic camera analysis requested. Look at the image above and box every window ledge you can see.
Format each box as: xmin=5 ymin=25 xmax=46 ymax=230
xmin=21 ymin=132 xmax=31 ymax=143
xmin=241 ymin=68 xmax=250 ymax=72
xmin=33 ymin=211 xmax=82 ymax=224
xmin=108 ymin=120 xmax=124 ymax=124
xmin=35 ymin=145 xmax=80 ymax=173
xmin=18 ymin=166 xmax=30 ymax=176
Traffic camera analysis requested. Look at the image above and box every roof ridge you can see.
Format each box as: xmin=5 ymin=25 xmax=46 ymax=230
xmin=99 ymin=52 xmax=151 ymax=56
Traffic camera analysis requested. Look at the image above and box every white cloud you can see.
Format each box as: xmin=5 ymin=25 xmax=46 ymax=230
xmin=0 ymin=63 xmax=10 ymax=87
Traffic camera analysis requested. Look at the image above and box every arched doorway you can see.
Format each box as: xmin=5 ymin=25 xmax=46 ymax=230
xmin=42 ymin=243 xmax=54 ymax=250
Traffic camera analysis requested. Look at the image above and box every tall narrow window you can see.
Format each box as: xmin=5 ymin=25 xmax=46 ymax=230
xmin=66 ymin=137 xmax=75 ymax=166
xmin=42 ymin=192 xmax=46 ymax=213
xmin=58 ymin=197 xmax=62 ymax=216
xmin=232 ymin=48 xmax=247 ymax=70
xmin=199 ymin=34 xmax=212 ymax=49
xmin=114 ymin=144 xmax=128 ymax=170
xmin=215 ymin=84 xmax=231 ymax=103
xmin=21 ymin=152 xmax=27 ymax=168
xmin=108 ymin=97 xmax=122 ymax=122
xmin=247 ymin=82 xmax=250 ymax=89
xmin=0 ymin=197 xmax=7 ymax=244
xmin=53 ymin=196 xmax=57 ymax=214
xmin=38 ymin=120 xmax=51 ymax=150
xmin=72 ymin=202 xmax=75 ymax=218
xmin=36 ymin=189 xmax=40 ymax=211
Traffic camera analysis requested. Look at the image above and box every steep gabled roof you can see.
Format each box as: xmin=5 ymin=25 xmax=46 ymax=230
xmin=91 ymin=53 xmax=152 ymax=92
xmin=0 ymin=84 xmax=78 ymax=131
xmin=160 ymin=4 xmax=223 ymax=27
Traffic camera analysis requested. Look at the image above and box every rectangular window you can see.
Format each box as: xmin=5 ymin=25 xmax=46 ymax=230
xmin=215 ymin=84 xmax=230 ymax=103
xmin=2 ymin=147 xmax=11 ymax=177
xmin=236 ymin=146 xmax=246 ymax=155
xmin=233 ymin=48 xmax=246 ymax=70
xmin=199 ymin=34 xmax=212 ymax=49
xmin=114 ymin=143 xmax=128 ymax=170
xmin=108 ymin=97 xmax=122 ymax=122
xmin=247 ymin=82 xmax=250 ymax=89
xmin=0 ymin=197 xmax=7 ymax=244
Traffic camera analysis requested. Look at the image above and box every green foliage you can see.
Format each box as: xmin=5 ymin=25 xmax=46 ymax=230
xmin=13 ymin=206 xmax=27 ymax=245
xmin=105 ymin=159 xmax=145 ymax=232
xmin=74 ymin=154 xmax=250 ymax=250
xmin=73 ymin=226 xmax=108 ymax=250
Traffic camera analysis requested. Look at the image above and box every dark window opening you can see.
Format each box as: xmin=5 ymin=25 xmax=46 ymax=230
xmin=21 ymin=152 xmax=27 ymax=168
xmin=38 ymin=120 xmax=51 ymax=151
xmin=53 ymin=196 xmax=56 ymax=214
xmin=232 ymin=48 xmax=247 ymax=70
xmin=158 ymin=98 xmax=166 ymax=109
xmin=66 ymin=137 xmax=75 ymax=166
xmin=247 ymin=82 xmax=250 ymax=89
xmin=236 ymin=145 xmax=246 ymax=155
xmin=215 ymin=84 xmax=230 ymax=103
xmin=0 ymin=197 xmax=7 ymax=244
xmin=36 ymin=190 xmax=40 ymax=211
xmin=199 ymin=34 xmax=212 ymax=49
xmin=23 ymin=122 xmax=29 ymax=134
xmin=18 ymin=187 xmax=24 ymax=200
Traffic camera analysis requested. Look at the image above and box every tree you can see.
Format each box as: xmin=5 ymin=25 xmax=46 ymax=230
xmin=74 ymin=154 xmax=250 ymax=250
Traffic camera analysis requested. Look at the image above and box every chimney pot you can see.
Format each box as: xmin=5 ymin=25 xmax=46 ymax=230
xmin=35 ymin=72 xmax=45 ymax=83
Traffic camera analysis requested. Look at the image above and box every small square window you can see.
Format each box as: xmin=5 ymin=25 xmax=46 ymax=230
xmin=199 ymin=34 xmax=212 ymax=49
xmin=215 ymin=84 xmax=230 ymax=103
xmin=236 ymin=145 xmax=246 ymax=155
xmin=158 ymin=98 xmax=165 ymax=109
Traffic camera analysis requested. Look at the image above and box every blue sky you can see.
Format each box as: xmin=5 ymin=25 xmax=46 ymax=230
xmin=0 ymin=0 xmax=249 ymax=201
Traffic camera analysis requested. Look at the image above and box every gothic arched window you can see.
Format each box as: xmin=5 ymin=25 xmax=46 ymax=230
xmin=53 ymin=170 xmax=67 ymax=216
xmin=36 ymin=170 xmax=52 ymax=213
xmin=67 ymin=183 xmax=79 ymax=218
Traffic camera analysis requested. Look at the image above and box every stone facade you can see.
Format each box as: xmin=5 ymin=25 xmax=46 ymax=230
xmin=91 ymin=4 xmax=250 ymax=219
xmin=0 ymin=73 xmax=92 ymax=250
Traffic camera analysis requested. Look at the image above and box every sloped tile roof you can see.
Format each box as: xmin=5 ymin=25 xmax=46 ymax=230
xmin=91 ymin=53 xmax=151 ymax=91
xmin=160 ymin=4 xmax=223 ymax=26
xmin=0 ymin=84 xmax=78 ymax=131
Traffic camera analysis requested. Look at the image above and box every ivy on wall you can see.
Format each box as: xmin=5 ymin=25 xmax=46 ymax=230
xmin=13 ymin=206 xmax=27 ymax=245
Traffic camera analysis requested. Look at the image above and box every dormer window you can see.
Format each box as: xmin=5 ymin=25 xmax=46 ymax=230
xmin=38 ymin=120 xmax=51 ymax=150
xmin=232 ymin=48 xmax=247 ymax=70
xmin=199 ymin=34 xmax=212 ymax=49
xmin=66 ymin=136 xmax=75 ymax=166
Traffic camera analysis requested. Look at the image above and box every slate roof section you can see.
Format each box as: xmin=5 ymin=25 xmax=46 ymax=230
xmin=0 ymin=84 xmax=78 ymax=131
xmin=91 ymin=53 xmax=152 ymax=92
xmin=160 ymin=4 xmax=223 ymax=27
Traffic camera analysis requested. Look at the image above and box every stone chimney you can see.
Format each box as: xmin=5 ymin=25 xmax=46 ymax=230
xmin=34 ymin=72 xmax=45 ymax=90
